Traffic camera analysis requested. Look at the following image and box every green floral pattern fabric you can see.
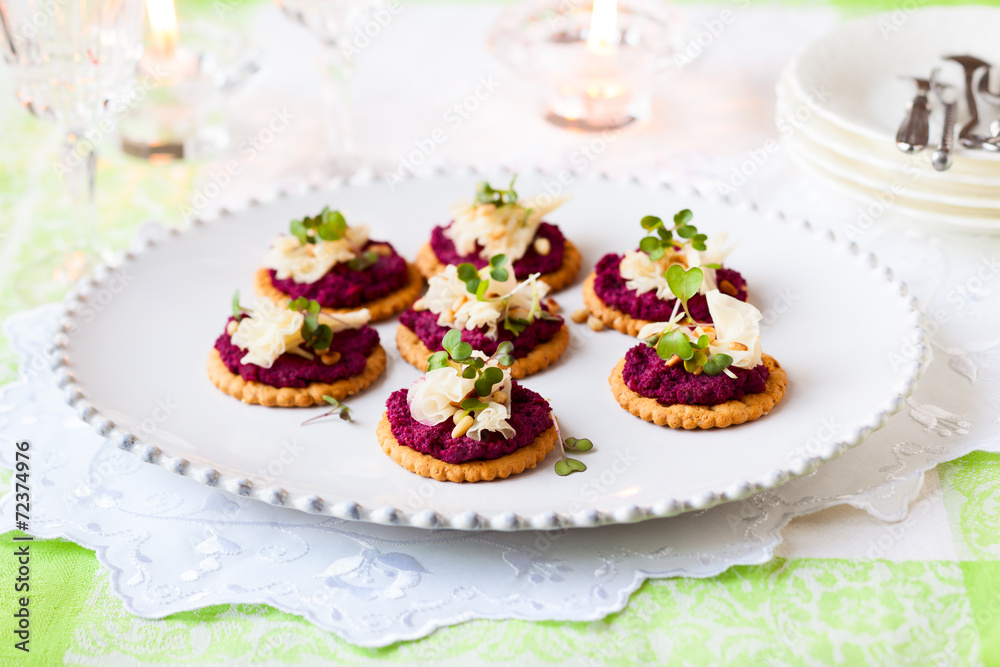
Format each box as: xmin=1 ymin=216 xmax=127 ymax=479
xmin=0 ymin=535 xmax=983 ymax=665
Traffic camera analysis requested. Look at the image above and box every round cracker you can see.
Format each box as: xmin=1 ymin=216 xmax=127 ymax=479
xmin=581 ymin=271 xmax=651 ymax=337
xmin=395 ymin=323 xmax=570 ymax=379
xmin=415 ymin=239 xmax=582 ymax=293
xmin=609 ymin=353 xmax=787 ymax=429
xmin=254 ymin=262 xmax=423 ymax=323
xmin=207 ymin=345 xmax=386 ymax=407
xmin=376 ymin=413 xmax=556 ymax=482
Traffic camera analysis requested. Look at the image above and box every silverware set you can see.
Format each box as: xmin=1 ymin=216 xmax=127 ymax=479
xmin=896 ymin=54 xmax=1000 ymax=171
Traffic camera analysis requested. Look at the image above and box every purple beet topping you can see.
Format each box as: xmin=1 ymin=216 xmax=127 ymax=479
xmin=386 ymin=382 xmax=552 ymax=464
xmin=429 ymin=222 xmax=566 ymax=279
xmin=398 ymin=308 xmax=563 ymax=357
xmin=215 ymin=317 xmax=380 ymax=388
xmin=622 ymin=344 xmax=768 ymax=406
xmin=592 ymin=253 xmax=747 ymax=322
xmin=268 ymin=240 xmax=409 ymax=309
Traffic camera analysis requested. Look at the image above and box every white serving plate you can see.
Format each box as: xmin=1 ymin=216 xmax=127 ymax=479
xmin=786 ymin=5 xmax=1000 ymax=163
xmin=777 ymin=78 xmax=1000 ymax=188
xmin=785 ymin=135 xmax=1000 ymax=232
xmin=49 ymin=171 xmax=927 ymax=531
xmin=781 ymin=122 xmax=1000 ymax=211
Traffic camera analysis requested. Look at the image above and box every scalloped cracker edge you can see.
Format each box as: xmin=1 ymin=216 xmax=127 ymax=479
xmin=582 ymin=271 xmax=652 ymax=337
xmin=395 ymin=322 xmax=570 ymax=379
xmin=609 ymin=353 xmax=787 ymax=429
xmin=255 ymin=262 xmax=423 ymax=322
xmin=377 ymin=413 xmax=556 ymax=482
xmin=415 ymin=239 xmax=582 ymax=293
xmin=207 ymin=345 xmax=386 ymax=407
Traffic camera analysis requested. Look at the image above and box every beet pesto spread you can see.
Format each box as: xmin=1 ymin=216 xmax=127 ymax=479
xmin=386 ymin=383 xmax=552 ymax=463
xmin=623 ymin=344 xmax=768 ymax=406
xmin=269 ymin=240 xmax=409 ymax=308
xmin=399 ymin=308 xmax=562 ymax=357
xmin=593 ymin=252 xmax=747 ymax=322
xmin=216 ymin=319 xmax=379 ymax=388
xmin=430 ymin=222 xmax=565 ymax=279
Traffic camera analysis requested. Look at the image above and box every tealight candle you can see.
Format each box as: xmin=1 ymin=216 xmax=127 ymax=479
xmin=120 ymin=0 xmax=259 ymax=161
xmin=489 ymin=0 xmax=678 ymax=131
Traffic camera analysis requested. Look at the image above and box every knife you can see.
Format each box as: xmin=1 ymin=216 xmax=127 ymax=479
xmin=895 ymin=76 xmax=932 ymax=153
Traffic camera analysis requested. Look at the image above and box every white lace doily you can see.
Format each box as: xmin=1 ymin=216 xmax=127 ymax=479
xmin=0 ymin=301 xmax=991 ymax=647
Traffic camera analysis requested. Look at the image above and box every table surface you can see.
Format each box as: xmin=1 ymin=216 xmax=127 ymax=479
xmin=2 ymin=0 xmax=1000 ymax=664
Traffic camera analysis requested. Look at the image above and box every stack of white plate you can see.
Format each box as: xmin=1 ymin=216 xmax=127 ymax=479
xmin=777 ymin=6 xmax=1000 ymax=231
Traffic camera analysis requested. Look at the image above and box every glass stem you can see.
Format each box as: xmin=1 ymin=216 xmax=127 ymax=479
xmin=318 ymin=43 xmax=357 ymax=169
xmin=58 ymin=129 xmax=101 ymax=276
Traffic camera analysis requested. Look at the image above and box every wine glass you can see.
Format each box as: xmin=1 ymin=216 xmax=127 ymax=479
xmin=0 ymin=0 xmax=144 ymax=281
xmin=275 ymin=0 xmax=380 ymax=175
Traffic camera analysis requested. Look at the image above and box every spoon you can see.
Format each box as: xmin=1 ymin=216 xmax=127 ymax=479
xmin=944 ymin=55 xmax=994 ymax=150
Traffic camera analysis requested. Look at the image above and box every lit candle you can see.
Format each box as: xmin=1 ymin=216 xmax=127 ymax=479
xmin=582 ymin=0 xmax=631 ymax=126
xmin=587 ymin=0 xmax=618 ymax=56
xmin=146 ymin=0 xmax=179 ymax=58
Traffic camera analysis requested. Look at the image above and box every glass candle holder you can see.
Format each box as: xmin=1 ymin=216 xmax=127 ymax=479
xmin=488 ymin=0 xmax=680 ymax=131
xmin=120 ymin=21 xmax=261 ymax=161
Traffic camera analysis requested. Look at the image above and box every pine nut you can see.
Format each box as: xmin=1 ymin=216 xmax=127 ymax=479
xmin=534 ymin=237 xmax=551 ymax=256
xmin=451 ymin=414 xmax=475 ymax=438
xmin=226 ymin=321 xmax=237 ymax=336
xmin=719 ymin=280 xmax=738 ymax=296
xmin=727 ymin=342 xmax=748 ymax=351
xmin=571 ymin=309 xmax=590 ymax=324
xmin=545 ymin=298 xmax=561 ymax=313
xmin=493 ymin=391 xmax=508 ymax=405
xmin=320 ymin=351 xmax=342 ymax=365
xmin=665 ymin=355 xmax=681 ymax=367
xmin=587 ymin=315 xmax=605 ymax=331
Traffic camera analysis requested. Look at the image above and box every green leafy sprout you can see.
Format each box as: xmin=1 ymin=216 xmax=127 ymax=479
xmin=452 ymin=253 xmax=555 ymax=335
xmin=643 ymin=267 xmax=736 ymax=378
xmin=301 ymin=395 xmax=352 ymax=426
xmin=637 ymin=209 xmax=709 ymax=262
xmin=456 ymin=253 xmax=509 ymax=298
xmin=347 ymin=250 xmax=379 ymax=271
xmin=288 ymin=297 xmax=333 ymax=352
xmin=426 ymin=332 xmax=516 ymax=425
xmin=551 ymin=413 xmax=592 ymax=476
xmin=474 ymin=176 xmax=519 ymax=208
xmin=232 ymin=290 xmax=248 ymax=321
xmin=290 ymin=207 xmax=348 ymax=245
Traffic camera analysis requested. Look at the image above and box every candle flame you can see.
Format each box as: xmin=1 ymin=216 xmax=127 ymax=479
xmin=146 ymin=0 xmax=179 ymax=56
xmin=587 ymin=0 xmax=618 ymax=55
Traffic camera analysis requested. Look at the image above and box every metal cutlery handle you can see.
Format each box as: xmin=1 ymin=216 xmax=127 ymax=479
xmin=896 ymin=95 xmax=931 ymax=153
xmin=932 ymin=102 xmax=957 ymax=171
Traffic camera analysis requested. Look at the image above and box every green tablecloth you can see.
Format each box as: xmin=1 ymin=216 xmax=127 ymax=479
xmin=2 ymin=0 xmax=1000 ymax=663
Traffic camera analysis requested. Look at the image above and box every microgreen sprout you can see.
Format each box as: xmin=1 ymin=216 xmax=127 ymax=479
xmin=637 ymin=209 xmax=708 ymax=261
xmin=551 ymin=413 xmax=591 ymax=476
xmin=301 ymin=395 xmax=352 ymax=426
xmin=456 ymin=253 xmax=510 ymax=300
xmin=426 ymin=332 xmax=514 ymax=401
xmin=288 ymin=297 xmax=333 ymax=351
xmin=454 ymin=253 xmax=549 ymax=334
xmin=643 ymin=267 xmax=736 ymax=378
xmin=425 ymin=336 xmax=515 ymax=432
xmin=474 ymin=176 xmax=519 ymax=208
xmin=232 ymin=290 xmax=249 ymax=321
xmin=290 ymin=207 xmax=347 ymax=245
xmin=347 ymin=250 xmax=379 ymax=271
xmin=665 ymin=264 xmax=703 ymax=321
